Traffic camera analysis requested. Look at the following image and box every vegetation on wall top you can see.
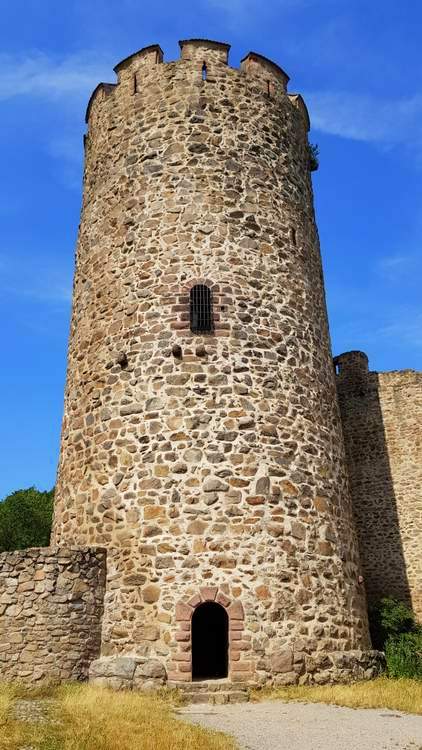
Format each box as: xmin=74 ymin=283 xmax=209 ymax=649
xmin=0 ymin=487 xmax=54 ymax=553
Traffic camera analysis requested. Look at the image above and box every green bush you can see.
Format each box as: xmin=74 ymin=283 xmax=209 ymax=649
xmin=369 ymin=596 xmax=416 ymax=650
xmin=0 ymin=487 xmax=54 ymax=552
xmin=308 ymin=143 xmax=319 ymax=171
xmin=369 ymin=597 xmax=421 ymax=680
xmin=385 ymin=631 xmax=422 ymax=680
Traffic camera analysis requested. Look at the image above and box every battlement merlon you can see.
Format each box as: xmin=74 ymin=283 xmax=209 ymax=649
xmin=113 ymin=44 xmax=164 ymax=84
xmin=85 ymin=83 xmax=116 ymax=124
xmin=179 ymin=38 xmax=230 ymax=64
xmin=84 ymin=39 xmax=312 ymax=128
xmin=288 ymin=94 xmax=310 ymax=131
xmin=241 ymin=51 xmax=290 ymax=92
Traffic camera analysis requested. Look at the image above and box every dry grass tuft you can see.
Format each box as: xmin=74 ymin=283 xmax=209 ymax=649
xmin=50 ymin=684 xmax=237 ymax=750
xmin=0 ymin=683 xmax=237 ymax=750
xmin=0 ymin=684 xmax=12 ymax=726
xmin=0 ymin=683 xmax=44 ymax=750
xmin=252 ymin=677 xmax=422 ymax=715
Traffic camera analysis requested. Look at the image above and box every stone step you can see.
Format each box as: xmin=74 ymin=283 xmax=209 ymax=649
xmin=181 ymin=690 xmax=249 ymax=705
xmin=168 ymin=680 xmax=250 ymax=704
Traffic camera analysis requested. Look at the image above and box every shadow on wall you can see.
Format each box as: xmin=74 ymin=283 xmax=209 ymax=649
xmin=334 ymin=352 xmax=411 ymax=614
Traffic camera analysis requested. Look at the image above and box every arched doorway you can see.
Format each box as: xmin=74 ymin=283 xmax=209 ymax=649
xmin=191 ymin=602 xmax=229 ymax=680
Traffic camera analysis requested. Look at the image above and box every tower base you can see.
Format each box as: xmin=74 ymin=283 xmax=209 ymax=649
xmin=88 ymin=649 xmax=384 ymax=698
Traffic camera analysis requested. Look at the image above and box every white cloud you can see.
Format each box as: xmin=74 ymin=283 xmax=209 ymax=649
xmin=0 ymin=51 xmax=111 ymax=102
xmin=0 ymin=254 xmax=72 ymax=304
xmin=305 ymin=90 xmax=422 ymax=148
xmin=0 ymin=51 xmax=108 ymax=189
xmin=378 ymin=255 xmax=411 ymax=269
xmin=376 ymin=312 xmax=422 ymax=349
xmin=48 ymin=134 xmax=84 ymax=190
xmin=205 ymin=0 xmax=245 ymax=8
xmin=375 ymin=251 xmax=422 ymax=283
xmin=205 ymin=0 xmax=291 ymax=8
xmin=201 ymin=0 xmax=312 ymax=28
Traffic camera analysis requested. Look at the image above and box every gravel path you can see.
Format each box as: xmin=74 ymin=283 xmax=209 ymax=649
xmin=179 ymin=700 xmax=422 ymax=750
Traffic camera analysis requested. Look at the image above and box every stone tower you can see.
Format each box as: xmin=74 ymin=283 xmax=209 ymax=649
xmin=52 ymin=39 xmax=378 ymax=688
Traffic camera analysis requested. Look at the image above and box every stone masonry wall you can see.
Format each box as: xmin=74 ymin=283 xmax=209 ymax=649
xmin=0 ymin=547 xmax=106 ymax=682
xmin=335 ymin=351 xmax=422 ymax=621
xmin=52 ymin=39 xmax=372 ymax=686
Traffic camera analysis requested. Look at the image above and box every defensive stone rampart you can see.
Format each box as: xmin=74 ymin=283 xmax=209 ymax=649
xmin=335 ymin=352 xmax=422 ymax=620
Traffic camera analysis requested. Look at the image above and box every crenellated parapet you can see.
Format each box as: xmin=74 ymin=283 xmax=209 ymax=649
xmin=83 ymin=38 xmax=310 ymax=134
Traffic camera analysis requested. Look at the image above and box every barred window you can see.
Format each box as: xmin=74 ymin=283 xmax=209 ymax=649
xmin=190 ymin=284 xmax=213 ymax=334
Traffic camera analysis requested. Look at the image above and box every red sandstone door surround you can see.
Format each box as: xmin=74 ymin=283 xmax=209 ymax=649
xmin=170 ymin=588 xmax=248 ymax=682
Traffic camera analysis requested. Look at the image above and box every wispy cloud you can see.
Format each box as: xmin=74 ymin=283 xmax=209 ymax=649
xmin=375 ymin=251 xmax=422 ymax=282
xmin=0 ymin=51 xmax=108 ymax=189
xmin=328 ymin=243 xmax=422 ymax=363
xmin=0 ymin=253 xmax=72 ymax=304
xmin=306 ymin=90 xmax=422 ymax=151
xmin=0 ymin=51 xmax=110 ymax=102
xmin=201 ymin=0 xmax=312 ymax=29
xmin=48 ymin=134 xmax=84 ymax=190
xmin=374 ymin=311 xmax=422 ymax=349
xmin=330 ymin=295 xmax=422 ymax=361
xmin=205 ymin=0 xmax=305 ymax=8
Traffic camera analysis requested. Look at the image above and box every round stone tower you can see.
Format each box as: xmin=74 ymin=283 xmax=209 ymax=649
xmin=53 ymin=39 xmax=376 ymax=688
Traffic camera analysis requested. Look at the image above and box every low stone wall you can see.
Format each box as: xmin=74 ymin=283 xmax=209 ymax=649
xmin=289 ymin=649 xmax=383 ymax=686
xmin=88 ymin=649 xmax=383 ymax=690
xmin=0 ymin=547 xmax=106 ymax=682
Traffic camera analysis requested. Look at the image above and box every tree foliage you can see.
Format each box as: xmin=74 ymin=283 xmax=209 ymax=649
xmin=0 ymin=487 xmax=54 ymax=552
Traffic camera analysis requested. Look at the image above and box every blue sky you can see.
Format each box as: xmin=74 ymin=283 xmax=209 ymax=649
xmin=1 ymin=0 xmax=421 ymax=498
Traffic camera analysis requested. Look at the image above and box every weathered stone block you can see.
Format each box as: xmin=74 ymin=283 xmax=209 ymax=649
xmin=270 ymin=648 xmax=293 ymax=674
xmin=89 ymin=656 xmax=136 ymax=682
xmin=142 ymin=585 xmax=161 ymax=603
xmin=133 ymin=659 xmax=166 ymax=690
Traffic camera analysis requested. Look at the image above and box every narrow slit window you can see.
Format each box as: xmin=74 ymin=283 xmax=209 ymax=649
xmin=267 ymin=80 xmax=271 ymax=97
xmin=290 ymin=227 xmax=297 ymax=246
xmin=133 ymin=74 xmax=138 ymax=94
xmin=202 ymin=62 xmax=207 ymax=81
xmin=190 ymin=284 xmax=213 ymax=334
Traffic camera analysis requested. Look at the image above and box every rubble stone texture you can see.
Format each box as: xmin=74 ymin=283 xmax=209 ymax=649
xmin=335 ymin=352 xmax=422 ymax=620
xmin=0 ymin=547 xmax=106 ymax=681
xmin=50 ymin=39 xmax=376 ymax=686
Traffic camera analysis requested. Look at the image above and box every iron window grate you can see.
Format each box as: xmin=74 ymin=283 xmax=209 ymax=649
xmin=190 ymin=284 xmax=213 ymax=333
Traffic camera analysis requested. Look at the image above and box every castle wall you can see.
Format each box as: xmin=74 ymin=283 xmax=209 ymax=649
xmin=52 ymin=39 xmax=372 ymax=686
xmin=335 ymin=352 xmax=422 ymax=621
xmin=0 ymin=547 xmax=106 ymax=682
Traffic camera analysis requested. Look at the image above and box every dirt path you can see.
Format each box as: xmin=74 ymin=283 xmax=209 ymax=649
xmin=179 ymin=700 xmax=422 ymax=750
